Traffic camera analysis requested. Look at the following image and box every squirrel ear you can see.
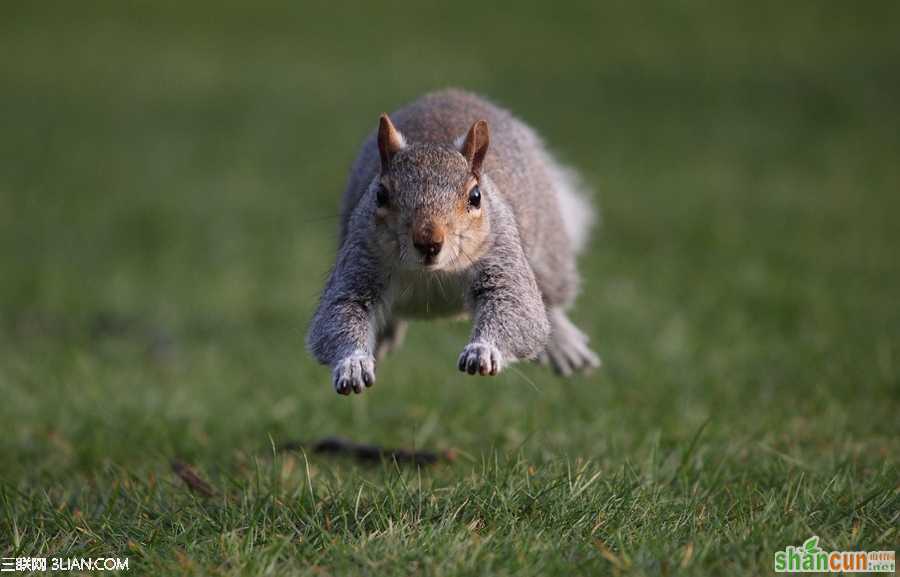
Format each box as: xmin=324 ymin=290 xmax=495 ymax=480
xmin=460 ymin=119 xmax=490 ymax=177
xmin=378 ymin=114 xmax=406 ymax=172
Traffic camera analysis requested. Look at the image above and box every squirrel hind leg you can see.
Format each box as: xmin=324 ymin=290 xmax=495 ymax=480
xmin=375 ymin=319 xmax=408 ymax=361
xmin=537 ymin=309 xmax=601 ymax=376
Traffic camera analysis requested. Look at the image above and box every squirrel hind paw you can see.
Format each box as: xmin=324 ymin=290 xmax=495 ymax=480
xmin=539 ymin=311 xmax=601 ymax=377
xmin=538 ymin=344 xmax=601 ymax=376
xmin=375 ymin=320 xmax=408 ymax=361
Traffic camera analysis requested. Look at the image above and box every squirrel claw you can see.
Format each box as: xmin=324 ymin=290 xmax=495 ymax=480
xmin=332 ymin=353 xmax=376 ymax=395
xmin=458 ymin=342 xmax=503 ymax=376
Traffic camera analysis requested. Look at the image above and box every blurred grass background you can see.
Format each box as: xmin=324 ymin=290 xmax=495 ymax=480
xmin=1 ymin=2 xmax=898 ymax=575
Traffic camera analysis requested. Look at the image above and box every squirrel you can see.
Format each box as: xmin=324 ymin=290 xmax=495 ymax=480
xmin=307 ymin=89 xmax=600 ymax=394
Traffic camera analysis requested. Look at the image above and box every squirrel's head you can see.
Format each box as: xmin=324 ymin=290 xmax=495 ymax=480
xmin=370 ymin=114 xmax=492 ymax=271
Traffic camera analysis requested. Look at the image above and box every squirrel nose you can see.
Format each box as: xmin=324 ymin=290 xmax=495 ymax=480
xmin=414 ymin=238 xmax=443 ymax=258
xmin=412 ymin=221 xmax=445 ymax=261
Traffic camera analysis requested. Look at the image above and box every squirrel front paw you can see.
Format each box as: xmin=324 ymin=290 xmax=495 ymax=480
xmin=457 ymin=341 xmax=504 ymax=376
xmin=332 ymin=352 xmax=375 ymax=395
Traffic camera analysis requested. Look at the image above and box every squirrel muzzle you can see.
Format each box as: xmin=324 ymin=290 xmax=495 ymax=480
xmin=411 ymin=220 xmax=445 ymax=264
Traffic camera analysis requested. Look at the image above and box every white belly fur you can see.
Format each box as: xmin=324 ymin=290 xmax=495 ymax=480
xmin=389 ymin=268 xmax=472 ymax=319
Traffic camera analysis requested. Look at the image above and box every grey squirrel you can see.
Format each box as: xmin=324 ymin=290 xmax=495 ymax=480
xmin=307 ymin=89 xmax=599 ymax=394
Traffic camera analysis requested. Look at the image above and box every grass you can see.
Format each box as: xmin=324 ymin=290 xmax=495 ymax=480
xmin=1 ymin=1 xmax=898 ymax=575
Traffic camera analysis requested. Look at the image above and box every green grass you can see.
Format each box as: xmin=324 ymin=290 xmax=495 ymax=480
xmin=1 ymin=2 xmax=898 ymax=575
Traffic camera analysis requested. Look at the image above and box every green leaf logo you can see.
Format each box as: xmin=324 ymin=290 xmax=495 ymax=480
xmin=804 ymin=536 xmax=819 ymax=554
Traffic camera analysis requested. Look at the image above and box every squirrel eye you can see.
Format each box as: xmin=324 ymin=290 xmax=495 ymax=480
xmin=468 ymin=185 xmax=481 ymax=209
xmin=376 ymin=184 xmax=389 ymax=208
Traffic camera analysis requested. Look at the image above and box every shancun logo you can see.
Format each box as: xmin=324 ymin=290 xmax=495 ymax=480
xmin=774 ymin=536 xmax=895 ymax=573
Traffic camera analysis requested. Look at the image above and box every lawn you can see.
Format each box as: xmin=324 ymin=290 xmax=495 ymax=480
xmin=1 ymin=2 xmax=898 ymax=575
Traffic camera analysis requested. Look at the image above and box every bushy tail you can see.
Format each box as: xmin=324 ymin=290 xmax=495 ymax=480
xmin=548 ymin=161 xmax=597 ymax=254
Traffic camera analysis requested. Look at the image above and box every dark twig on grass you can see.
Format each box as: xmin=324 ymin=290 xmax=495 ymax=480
xmin=280 ymin=436 xmax=457 ymax=466
xmin=171 ymin=459 xmax=217 ymax=497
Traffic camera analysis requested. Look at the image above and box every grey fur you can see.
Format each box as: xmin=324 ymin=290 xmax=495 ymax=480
xmin=307 ymin=89 xmax=599 ymax=394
